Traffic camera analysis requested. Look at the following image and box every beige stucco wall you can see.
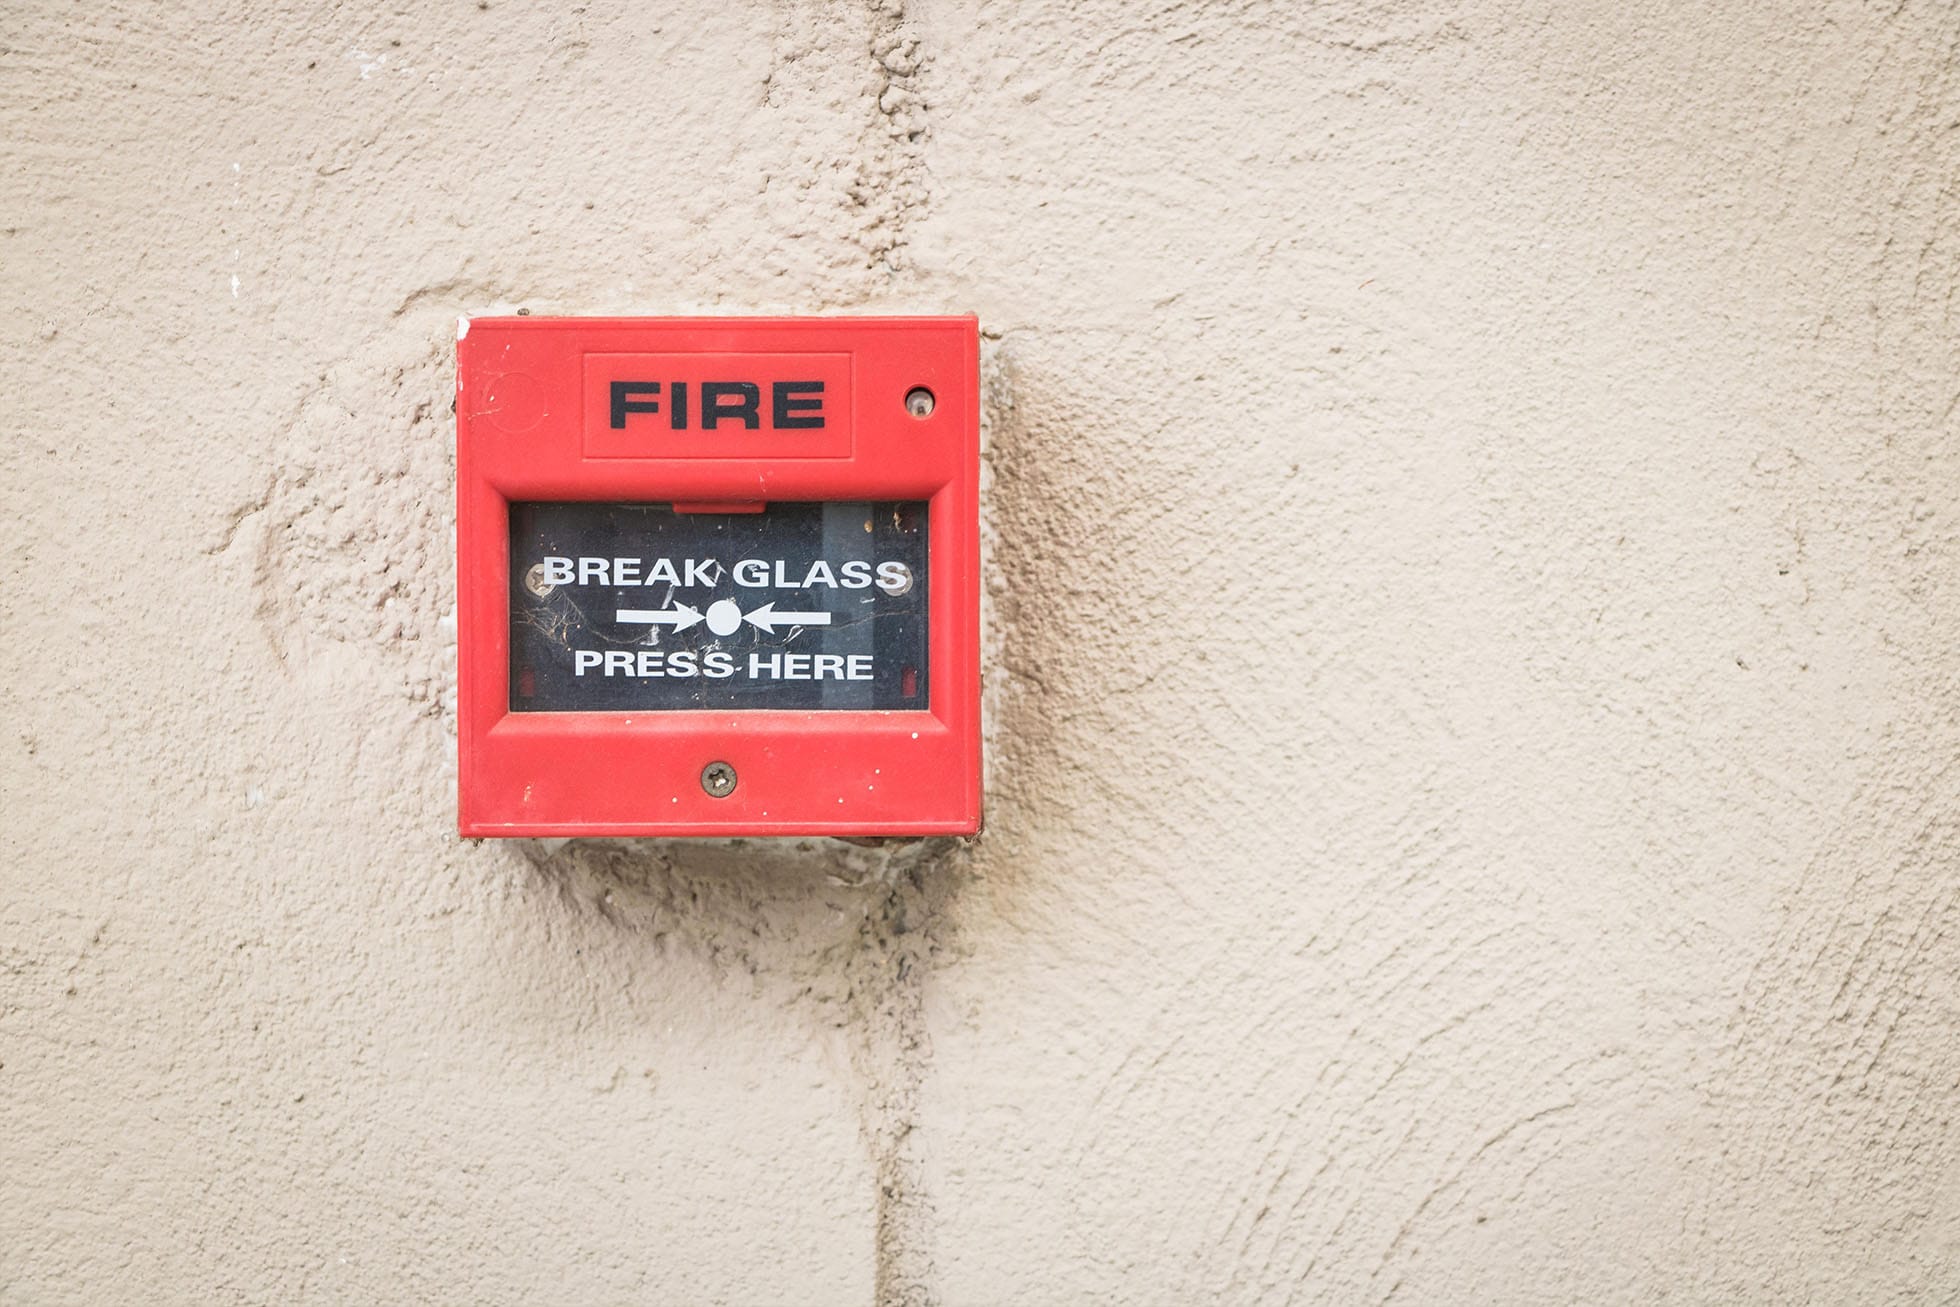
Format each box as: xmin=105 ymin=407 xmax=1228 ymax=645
xmin=5 ymin=0 xmax=1960 ymax=1302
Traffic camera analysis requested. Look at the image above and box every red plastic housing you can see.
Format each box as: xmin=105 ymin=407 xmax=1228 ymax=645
xmin=455 ymin=316 xmax=981 ymax=838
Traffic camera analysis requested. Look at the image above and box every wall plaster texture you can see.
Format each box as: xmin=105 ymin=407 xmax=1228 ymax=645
xmin=4 ymin=1 xmax=1960 ymax=1303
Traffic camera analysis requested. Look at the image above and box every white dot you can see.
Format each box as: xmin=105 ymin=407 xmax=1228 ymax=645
xmin=706 ymin=598 xmax=743 ymax=636
xmin=911 ymin=732 xmax=919 ymax=739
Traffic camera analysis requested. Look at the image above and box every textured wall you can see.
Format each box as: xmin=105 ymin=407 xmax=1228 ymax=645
xmin=4 ymin=0 xmax=1959 ymax=1302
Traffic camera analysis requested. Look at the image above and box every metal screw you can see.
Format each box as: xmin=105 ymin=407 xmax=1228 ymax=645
xmin=523 ymin=562 xmax=554 ymax=598
xmin=700 ymin=761 xmax=737 ymax=798
xmin=904 ymin=386 xmax=935 ymax=418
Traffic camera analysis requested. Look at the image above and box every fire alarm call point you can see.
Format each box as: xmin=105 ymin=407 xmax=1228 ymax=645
xmin=455 ymin=316 xmax=980 ymax=838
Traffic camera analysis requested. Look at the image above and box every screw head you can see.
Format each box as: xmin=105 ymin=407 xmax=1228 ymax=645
xmin=700 ymin=761 xmax=737 ymax=798
xmin=904 ymin=386 xmax=935 ymax=418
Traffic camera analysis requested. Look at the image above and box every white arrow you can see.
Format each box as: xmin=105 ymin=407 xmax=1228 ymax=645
xmin=744 ymin=601 xmax=833 ymax=632
xmin=616 ymin=604 xmax=704 ymax=633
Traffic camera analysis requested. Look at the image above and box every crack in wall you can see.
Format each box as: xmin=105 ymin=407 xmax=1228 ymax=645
xmin=839 ymin=856 xmax=954 ymax=1307
xmin=748 ymin=0 xmax=932 ymax=295
xmin=853 ymin=0 xmax=931 ymax=276
xmin=380 ymin=21 xmax=958 ymax=1255
xmin=514 ymin=832 xmax=967 ymax=1304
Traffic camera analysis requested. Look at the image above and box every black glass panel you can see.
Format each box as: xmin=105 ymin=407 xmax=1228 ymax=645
xmin=507 ymin=501 xmax=929 ymax=712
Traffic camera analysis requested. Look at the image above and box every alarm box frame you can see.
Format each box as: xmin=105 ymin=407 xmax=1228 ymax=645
xmin=455 ymin=315 xmax=981 ymax=838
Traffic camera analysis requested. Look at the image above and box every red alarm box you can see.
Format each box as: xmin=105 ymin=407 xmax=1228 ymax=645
xmin=455 ymin=316 xmax=980 ymax=838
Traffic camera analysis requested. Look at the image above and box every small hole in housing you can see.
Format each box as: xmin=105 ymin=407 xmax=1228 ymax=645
xmin=904 ymin=386 xmax=935 ymax=418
